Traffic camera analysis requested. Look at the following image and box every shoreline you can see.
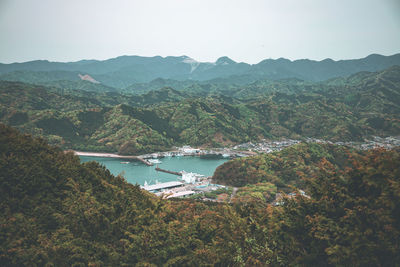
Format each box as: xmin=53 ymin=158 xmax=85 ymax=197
xmin=71 ymin=135 xmax=400 ymax=163
xmin=73 ymin=151 xmax=133 ymax=158
xmin=71 ymin=151 xmax=154 ymax=166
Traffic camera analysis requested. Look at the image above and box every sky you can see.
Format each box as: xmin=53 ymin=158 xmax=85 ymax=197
xmin=0 ymin=0 xmax=399 ymax=64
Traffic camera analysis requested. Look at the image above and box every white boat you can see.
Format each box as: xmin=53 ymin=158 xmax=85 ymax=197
xmin=120 ymin=161 xmax=130 ymax=164
xmin=222 ymin=153 xmax=230 ymax=158
xmin=148 ymin=159 xmax=162 ymax=164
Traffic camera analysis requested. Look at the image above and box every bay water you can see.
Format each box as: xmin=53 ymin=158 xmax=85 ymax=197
xmin=79 ymin=155 xmax=228 ymax=186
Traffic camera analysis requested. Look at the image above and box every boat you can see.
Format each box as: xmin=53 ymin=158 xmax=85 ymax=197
xmin=222 ymin=153 xmax=230 ymax=158
xmin=148 ymin=159 xmax=162 ymax=164
xmin=120 ymin=161 xmax=130 ymax=164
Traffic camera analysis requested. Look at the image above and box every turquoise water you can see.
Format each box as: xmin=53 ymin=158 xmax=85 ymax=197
xmin=79 ymin=156 xmax=229 ymax=186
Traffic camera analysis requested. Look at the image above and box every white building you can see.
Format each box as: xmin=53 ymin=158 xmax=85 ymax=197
xmin=141 ymin=181 xmax=184 ymax=192
xmin=179 ymin=146 xmax=200 ymax=154
xmin=181 ymin=171 xmax=203 ymax=184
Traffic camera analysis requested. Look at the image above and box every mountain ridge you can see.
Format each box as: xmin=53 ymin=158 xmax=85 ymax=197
xmin=1 ymin=66 xmax=399 ymax=154
xmin=1 ymin=53 xmax=399 ymax=88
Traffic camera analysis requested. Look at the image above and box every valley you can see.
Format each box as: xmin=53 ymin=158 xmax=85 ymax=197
xmin=1 ymin=65 xmax=399 ymax=156
xmin=1 ymin=123 xmax=399 ymax=265
xmin=2 ymin=0 xmax=400 ymax=265
xmin=1 ymin=53 xmax=399 ymax=266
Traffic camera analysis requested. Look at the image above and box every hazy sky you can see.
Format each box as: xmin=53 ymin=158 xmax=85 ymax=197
xmin=0 ymin=0 xmax=399 ymax=64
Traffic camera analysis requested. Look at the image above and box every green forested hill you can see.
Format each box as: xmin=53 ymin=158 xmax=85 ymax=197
xmin=0 ymin=66 xmax=399 ymax=154
xmin=0 ymin=124 xmax=245 ymax=265
xmin=0 ymin=70 xmax=82 ymax=83
xmin=1 ymin=124 xmax=399 ymax=266
xmin=213 ymin=142 xmax=352 ymax=188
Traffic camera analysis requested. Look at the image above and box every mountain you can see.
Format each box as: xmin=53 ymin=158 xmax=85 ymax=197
xmin=2 ymin=124 xmax=399 ymax=265
xmin=0 ymin=70 xmax=82 ymax=83
xmin=0 ymin=124 xmax=246 ymax=265
xmin=1 ymin=53 xmax=399 ymax=89
xmin=1 ymin=66 xmax=399 ymax=154
xmin=125 ymin=78 xmax=197 ymax=94
xmin=42 ymin=80 xmax=118 ymax=93
xmin=216 ymin=56 xmax=236 ymax=65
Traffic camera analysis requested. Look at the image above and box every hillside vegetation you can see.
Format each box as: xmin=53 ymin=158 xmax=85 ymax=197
xmin=1 ymin=124 xmax=399 ymax=266
xmin=1 ymin=66 xmax=399 ymax=154
xmin=213 ymin=142 xmax=352 ymax=188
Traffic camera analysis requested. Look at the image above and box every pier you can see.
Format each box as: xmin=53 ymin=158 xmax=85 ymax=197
xmin=155 ymin=166 xmax=182 ymax=176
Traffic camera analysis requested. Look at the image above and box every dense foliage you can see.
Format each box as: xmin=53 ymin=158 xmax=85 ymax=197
xmin=1 ymin=124 xmax=399 ymax=266
xmin=213 ymin=143 xmax=352 ymax=189
xmin=0 ymin=124 xmax=246 ymax=266
xmin=1 ymin=66 xmax=399 ymax=155
xmin=267 ymin=147 xmax=400 ymax=266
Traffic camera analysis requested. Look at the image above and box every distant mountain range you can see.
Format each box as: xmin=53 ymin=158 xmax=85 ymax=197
xmin=1 ymin=53 xmax=399 ymax=89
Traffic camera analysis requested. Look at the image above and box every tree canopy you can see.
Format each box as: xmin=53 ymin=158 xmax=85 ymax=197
xmin=1 ymin=124 xmax=399 ymax=266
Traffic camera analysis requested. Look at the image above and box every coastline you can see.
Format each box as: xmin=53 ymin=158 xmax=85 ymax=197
xmin=73 ymin=151 xmax=134 ymax=158
xmin=72 ymin=151 xmax=154 ymax=166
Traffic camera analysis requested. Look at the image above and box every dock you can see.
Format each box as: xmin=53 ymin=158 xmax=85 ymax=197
xmin=155 ymin=167 xmax=182 ymax=176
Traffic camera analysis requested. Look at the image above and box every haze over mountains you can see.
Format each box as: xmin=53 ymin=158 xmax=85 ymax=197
xmin=1 ymin=53 xmax=400 ymax=89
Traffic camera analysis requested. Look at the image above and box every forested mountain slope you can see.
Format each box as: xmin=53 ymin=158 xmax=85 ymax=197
xmin=0 ymin=124 xmax=246 ymax=265
xmin=213 ymin=142 xmax=352 ymax=188
xmin=1 ymin=124 xmax=399 ymax=266
xmin=1 ymin=66 xmax=399 ymax=154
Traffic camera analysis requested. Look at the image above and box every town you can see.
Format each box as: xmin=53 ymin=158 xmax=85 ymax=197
xmin=139 ymin=136 xmax=400 ymax=201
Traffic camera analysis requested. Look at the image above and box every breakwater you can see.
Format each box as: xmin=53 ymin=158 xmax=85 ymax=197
xmin=155 ymin=167 xmax=182 ymax=176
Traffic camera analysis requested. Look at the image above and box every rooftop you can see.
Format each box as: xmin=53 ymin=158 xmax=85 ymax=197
xmin=141 ymin=181 xmax=183 ymax=191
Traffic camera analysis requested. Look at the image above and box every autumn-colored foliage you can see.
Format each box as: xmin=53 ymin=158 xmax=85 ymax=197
xmin=213 ymin=142 xmax=352 ymax=189
xmin=1 ymin=124 xmax=399 ymax=266
xmin=267 ymin=147 xmax=400 ymax=265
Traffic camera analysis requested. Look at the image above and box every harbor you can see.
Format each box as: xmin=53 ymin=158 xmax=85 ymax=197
xmin=79 ymin=153 xmax=229 ymax=187
xmin=77 ymin=136 xmax=400 ymax=199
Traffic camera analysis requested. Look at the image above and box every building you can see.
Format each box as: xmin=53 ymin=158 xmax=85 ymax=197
xmin=181 ymin=171 xmax=203 ymax=184
xmin=141 ymin=181 xmax=184 ymax=193
xmin=179 ymin=146 xmax=200 ymax=154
